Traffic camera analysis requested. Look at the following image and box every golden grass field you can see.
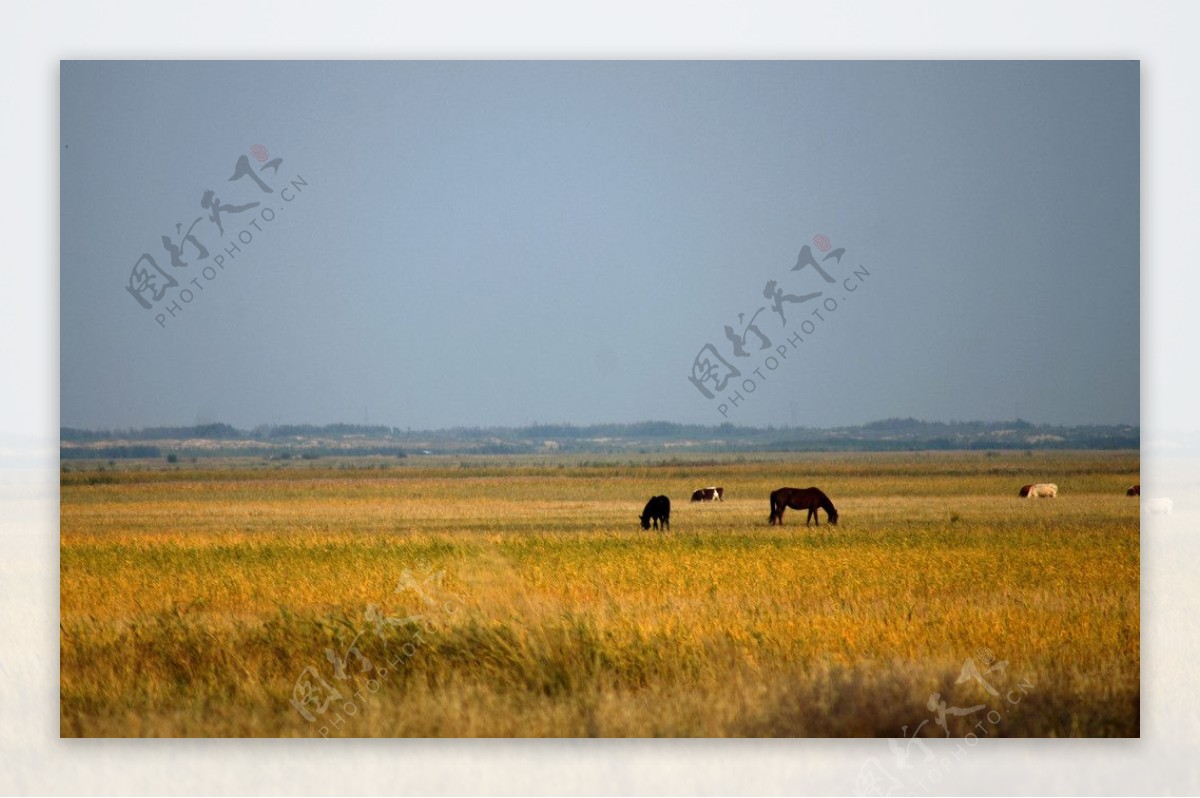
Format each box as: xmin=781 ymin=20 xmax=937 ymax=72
xmin=59 ymin=450 xmax=1139 ymax=737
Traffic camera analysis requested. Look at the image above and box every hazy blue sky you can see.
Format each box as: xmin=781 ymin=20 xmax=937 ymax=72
xmin=61 ymin=61 xmax=1138 ymax=431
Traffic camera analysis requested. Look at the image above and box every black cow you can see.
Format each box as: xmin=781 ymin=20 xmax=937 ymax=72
xmin=640 ymin=495 xmax=671 ymax=530
xmin=690 ymin=486 xmax=724 ymax=502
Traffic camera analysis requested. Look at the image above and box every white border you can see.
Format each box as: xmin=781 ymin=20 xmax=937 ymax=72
xmin=7 ymin=0 xmax=1197 ymax=793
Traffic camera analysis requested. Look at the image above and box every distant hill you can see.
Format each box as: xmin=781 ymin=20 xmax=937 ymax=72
xmin=60 ymin=419 xmax=1139 ymax=459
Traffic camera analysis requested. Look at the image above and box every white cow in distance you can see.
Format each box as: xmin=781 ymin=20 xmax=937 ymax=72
xmin=1026 ymin=483 xmax=1058 ymax=498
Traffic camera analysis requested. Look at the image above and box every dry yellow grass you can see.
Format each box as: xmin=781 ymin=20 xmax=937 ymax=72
xmin=60 ymin=451 xmax=1139 ymax=737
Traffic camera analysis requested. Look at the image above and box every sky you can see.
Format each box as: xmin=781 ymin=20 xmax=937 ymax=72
xmin=60 ymin=60 xmax=1139 ymax=431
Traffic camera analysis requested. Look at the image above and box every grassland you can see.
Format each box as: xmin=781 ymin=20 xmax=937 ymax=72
xmin=60 ymin=450 xmax=1139 ymax=737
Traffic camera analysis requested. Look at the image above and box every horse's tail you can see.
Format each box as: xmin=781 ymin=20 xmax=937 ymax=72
xmin=768 ymin=492 xmax=779 ymax=524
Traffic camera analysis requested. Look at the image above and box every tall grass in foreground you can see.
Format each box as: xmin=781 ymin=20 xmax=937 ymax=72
xmin=60 ymin=451 xmax=1138 ymax=736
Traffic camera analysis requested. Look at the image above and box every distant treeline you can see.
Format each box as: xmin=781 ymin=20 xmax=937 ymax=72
xmin=61 ymin=418 xmax=1138 ymax=459
xmin=60 ymin=420 xmax=721 ymax=442
xmin=62 ymin=423 xmax=246 ymax=442
xmin=61 ymin=422 xmax=405 ymax=445
xmin=60 ymin=444 xmax=164 ymax=460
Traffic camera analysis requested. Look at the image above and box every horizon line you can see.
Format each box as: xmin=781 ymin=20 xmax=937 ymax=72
xmin=59 ymin=417 xmax=1141 ymax=435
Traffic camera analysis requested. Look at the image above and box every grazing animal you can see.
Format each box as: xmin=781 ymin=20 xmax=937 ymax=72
xmin=768 ymin=487 xmax=838 ymax=526
xmin=1126 ymin=484 xmax=1140 ymax=496
xmin=691 ymin=486 xmax=724 ymax=502
xmin=640 ymin=495 xmax=671 ymax=530
xmin=1018 ymin=484 xmax=1033 ymax=498
xmin=1025 ymin=483 xmax=1058 ymax=499
xmin=1145 ymin=497 xmax=1173 ymax=515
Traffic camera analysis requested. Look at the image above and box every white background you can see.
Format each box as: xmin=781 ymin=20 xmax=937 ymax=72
xmin=3 ymin=0 xmax=1196 ymax=793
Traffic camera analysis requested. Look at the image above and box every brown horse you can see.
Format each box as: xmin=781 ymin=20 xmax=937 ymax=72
xmin=1126 ymin=484 xmax=1140 ymax=496
xmin=769 ymin=487 xmax=838 ymax=526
